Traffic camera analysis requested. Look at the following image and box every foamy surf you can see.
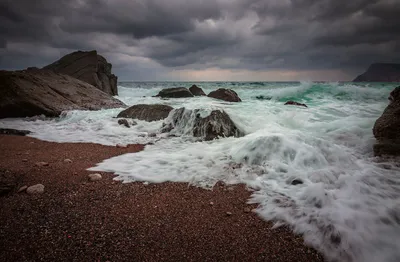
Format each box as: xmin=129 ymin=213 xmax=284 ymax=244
xmin=1 ymin=81 xmax=399 ymax=262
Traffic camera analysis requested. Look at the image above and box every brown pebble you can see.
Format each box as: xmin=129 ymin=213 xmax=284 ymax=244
xmin=244 ymin=208 xmax=251 ymax=213
xmin=209 ymin=202 xmax=214 ymax=206
xmin=35 ymin=162 xmax=49 ymax=167
xmin=226 ymin=212 xmax=232 ymax=216
xmin=18 ymin=186 xmax=28 ymax=193
xmin=22 ymin=159 xmax=28 ymax=162
xmin=64 ymin=159 xmax=73 ymax=163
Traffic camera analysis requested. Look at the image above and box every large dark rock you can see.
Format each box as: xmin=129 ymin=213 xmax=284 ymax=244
xmin=208 ymin=88 xmax=241 ymax=102
xmin=44 ymin=50 xmax=118 ymax=96
xmin=353 ymin=63 xmax=400 ymax=82
xmin=189 ymin=85 xmax=206 ymax=96
xmin=155 ymin=87 xmax=194 ymax=98
xmin=0 ymin=128 xmax=31 ymax=136
xmin=0 ymin=69 xmax=125 ymax=118
xmin=161 ymin=108 xmax=243 ymax=141
xmin=117 ymin=104 xmax=174 ymax=122
xmin=284 ymin=101 xmax=308 ymax=108
xmin=373 ymin=86 xmax=400 ymax=156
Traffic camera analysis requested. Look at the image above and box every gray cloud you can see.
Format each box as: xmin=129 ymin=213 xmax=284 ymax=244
xmin=1 ymin=0 xmax=399 ymax=80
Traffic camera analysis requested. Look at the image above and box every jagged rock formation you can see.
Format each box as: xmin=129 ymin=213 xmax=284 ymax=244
xmin=155 ymin=87 xmax=194 ymax=98
xmin=373 ymin=86 xmax=400 ymax=156
xmin=0 ymin=69 xmax=125 ymax=118
xmin=161 ymin=108 xmax=243 ymax=140
xmin=354 ymin=63 xmax=400 ymax=82
xmin=117 ymin=104 xmax=174 ymax=122
xmin=44 ymin=50 xmax=118 ymax=95
xmin=189 ymin=85 xmax=206 ymax=96
xmin=208 ymin=88 xmax=241 ymax=102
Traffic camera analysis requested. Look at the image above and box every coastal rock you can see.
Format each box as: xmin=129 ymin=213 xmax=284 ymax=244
xmin=189 ymin=85 xmax=206 ymax=96
xmin=44 ymin=50 xmax=118 ymax=95
xmin=0 ymin=128 xmax=31 ymax=136
xmin=26 ymin=184 xmax=45 ymax=194
xmin=118 ymin=119 xmax=130 ymax=128
xmin=88 ymin=173 xmax=102 ymax=181
xmin=155 ymin=87 xmax=194 ymax=98
xmin=0 ymin=70 xmax=125 ymax=118
xmin=284 ymin=101 xmax=308 ymax=108
xmin=353 ymin=63 xmax=400 ymax=82
xmin=208 ymin=88 xmax=241 ymax=102
xmin=373 ymin=86 xmax=400 ymax=156
xmin=117 ymin=104 xmax=173 ymax=122
xmin=162 ymin=108 xmax=243 ymax=141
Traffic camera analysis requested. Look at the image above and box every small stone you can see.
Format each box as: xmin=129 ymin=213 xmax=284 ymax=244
xmin=64 ymin=159 xmax=73 ymax=163
xmin=35 ymin=162 xmax=49 ymax=167
xmin=251 ymin=208 xmax=257 ymax=213
xmin=209 ymin=202 xmax=214 ymax=206
xmin=291 ymin=179 xmax=303 ymax=185
xmin=244 ymin=207 xmax=251 ymax=213
xmin=227 ymin=187 xmax=234 ymax=191
xmin=18 ymin=186 xmax=28 ymax=193
xmin=26 ymin=184 xmax=44 ymax=194
xmin=22 ymin=159 xmax=28 ymax=162
xmin=226 ymin=212 xmax=232 ymax=216
xmin=88 ymin=173 xmax=102 ymax=182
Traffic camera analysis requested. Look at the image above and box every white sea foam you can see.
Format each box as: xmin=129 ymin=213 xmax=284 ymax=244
xmin=1 ymin=82 xmax=399 ymax=262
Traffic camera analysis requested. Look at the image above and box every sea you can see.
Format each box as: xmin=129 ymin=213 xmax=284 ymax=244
xmin=1 ymin=81 xmax=400 ymax=262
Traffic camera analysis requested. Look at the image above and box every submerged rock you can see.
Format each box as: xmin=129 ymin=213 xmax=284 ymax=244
xmin=161 ymin=108 xmax=243 ymax=141
xmin=117 ymin=104 xmax=173 ymax=122
xmin=0 ymin=70 xmax=125 ymax=118
xmin=0 ymin=128 xmax=31 ymax=136
xmin=284 ymin=101 xmax=308 ymax=108
xmin=189 ymin=85 xmax=206 ymax=96
xmin=118 ymin=118 xmax=130 ymax=128
xmin=373 ymin=86 xmax=400 ymax=156
xmin=255 ymin=95 xmax=272 ymax=100
xmin=44 ymin=50 xmax=118 ymax=96
xmin=155 ymin=87 xmax=194 ymax=98
xmin=208 ymin=88 xmax=241 ymax=102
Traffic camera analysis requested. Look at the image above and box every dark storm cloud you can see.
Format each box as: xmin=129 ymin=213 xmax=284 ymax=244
xmin=1 ymin=0 xmax=399 ymax=79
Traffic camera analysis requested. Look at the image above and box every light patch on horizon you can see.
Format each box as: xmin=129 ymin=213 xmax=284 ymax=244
xmin=169 ymin=68 xmax=354 ymax=82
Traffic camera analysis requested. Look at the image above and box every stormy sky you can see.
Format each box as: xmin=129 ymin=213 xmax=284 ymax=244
xmin=1 ymin=0 xmax=399 ymax=81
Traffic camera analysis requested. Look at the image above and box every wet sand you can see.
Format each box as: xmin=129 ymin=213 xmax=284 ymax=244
xmin=0 ymin=135 xmax=324 ymax=261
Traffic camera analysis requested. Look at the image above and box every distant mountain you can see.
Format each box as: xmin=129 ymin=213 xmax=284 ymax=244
xmin=353 ymin=63 xmax=400 ymax=82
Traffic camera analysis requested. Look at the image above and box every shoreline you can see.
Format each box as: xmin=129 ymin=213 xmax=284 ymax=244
xmin=0 ymin=135 xmax=324 ymax=261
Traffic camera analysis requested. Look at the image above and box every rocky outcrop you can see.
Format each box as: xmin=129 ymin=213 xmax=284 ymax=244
xmin=0 ymin=69 xmax=125 ymax=118
xmin=284 ymin=101 xmax=308 ymax=108
xmin=373 ymin=86 xmax=400 ymax=156
xmin=117 ymin=104 xmax=173 ymax=122
xmin=208 ymin=89 xmax=241 ymax=102
xmin=353 ymin=63 xmax=400 ymax=82
xmin=0 ymin=128 xmax=31 ymax=136
xmin=189 ymin=85 xmax=206 ymax=96
xmin=161 ymin=108 xmax=243 ymax=140
xmin=155 ymin=87 xmax=194 ymax=98
xmin=44 ymin=50 xmax=118 ymax=96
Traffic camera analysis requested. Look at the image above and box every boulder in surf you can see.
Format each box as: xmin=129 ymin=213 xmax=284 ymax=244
xmin=373 ymin=86 xmax=400 ymax=156
xmin=208 ymin=88 xmax=241 ymax=102
xmin=117 ymin=104 xmax=174 ymax=122
xmin=155 ymin=87 xmax=194 ymax=98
